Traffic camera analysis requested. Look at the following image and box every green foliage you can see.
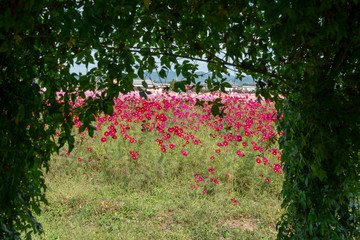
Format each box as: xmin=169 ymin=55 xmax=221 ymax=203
xmin=256 ymin=1 xmax=360 ymax=238
xmin=1 ymin=0 xmax=359 ymax=239
xmin=169 ymin=79 xmax=176 ymax=90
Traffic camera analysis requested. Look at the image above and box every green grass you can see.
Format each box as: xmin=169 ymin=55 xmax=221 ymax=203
xmin=32 ymin=106 xmax=284 ymax=239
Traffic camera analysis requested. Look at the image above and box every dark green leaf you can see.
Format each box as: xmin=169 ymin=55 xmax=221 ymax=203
xmin=139 ymin=90 xmax=148 ymax=99
xmin=211 ymin=104 xmax=220 ymax=116
xmin=159 ymin=69 xmax=167 ymax=79
xmin=88 ymin=125 xmax=96 ymax=138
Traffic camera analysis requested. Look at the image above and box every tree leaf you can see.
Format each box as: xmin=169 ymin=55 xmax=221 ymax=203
xmin=139 ymin=90 xmax=148 ymax=99
xmin=211 ymin=104 xmax=220 ymax=116
xmin=142 ymin=0 xmax=150 ymax=10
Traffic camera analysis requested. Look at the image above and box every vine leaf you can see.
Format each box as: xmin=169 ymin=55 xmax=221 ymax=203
xmin=142 ymin=0 xmax=150 ymax=10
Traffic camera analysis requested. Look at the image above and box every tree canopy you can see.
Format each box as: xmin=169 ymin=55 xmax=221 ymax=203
xmin=1 ymin=0 xmax=359 ymax=239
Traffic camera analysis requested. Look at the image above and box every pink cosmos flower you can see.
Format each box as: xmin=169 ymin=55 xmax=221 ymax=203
xmin=236 ymin=150 xmax=245 ymax=157
xmin=181 ymin=150 xmax=188 ymax=157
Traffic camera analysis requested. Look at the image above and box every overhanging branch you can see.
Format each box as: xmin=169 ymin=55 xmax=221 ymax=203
xmin=78 ymin=40 xmax=296 ymax=90
xmin=108 ymin=45 xmax=296 ymax=89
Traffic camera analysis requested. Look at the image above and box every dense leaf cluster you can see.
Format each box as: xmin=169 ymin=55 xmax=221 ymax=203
xmin=1 ymin=0 xmax=359 ymax=239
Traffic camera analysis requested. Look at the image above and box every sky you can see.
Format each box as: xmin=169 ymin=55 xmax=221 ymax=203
xmin=70 ymin=58 xmax=210 ymax=75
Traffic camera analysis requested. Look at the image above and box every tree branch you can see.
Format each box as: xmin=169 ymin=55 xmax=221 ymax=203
xmin=103 ymin=44 xmax=296 ymax=89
